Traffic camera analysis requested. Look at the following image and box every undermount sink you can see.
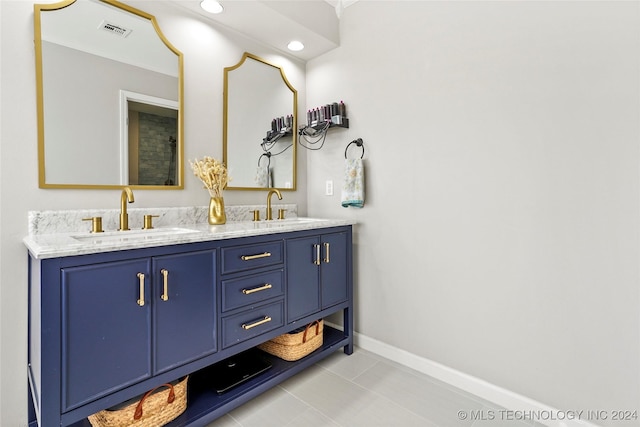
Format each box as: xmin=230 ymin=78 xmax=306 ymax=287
xmin=279 ymin=217 xmax=324 ymax=222
xmin=255 ymin=217 xmax=328 ymax=227
xmin=72 ymin=227 xmax=200 ymax=243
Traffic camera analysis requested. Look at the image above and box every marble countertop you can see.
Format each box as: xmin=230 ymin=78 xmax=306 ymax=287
xmin=24 ymin=217 xmax=355 ymax=260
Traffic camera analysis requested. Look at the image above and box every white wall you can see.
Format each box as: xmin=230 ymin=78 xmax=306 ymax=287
xmin=0 ymin=2 xmax=306 ymax=425
xmin=306 ymin=1 xmax=640 ymax=423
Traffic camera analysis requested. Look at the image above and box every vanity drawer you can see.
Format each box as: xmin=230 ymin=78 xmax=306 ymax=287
xmin=221 ymin=301 xmax=284 ymax=349
xmin=222 ymin=269 xmax=284 ymax=312
xmin=221 ymin=241 xmax=283 ymax=274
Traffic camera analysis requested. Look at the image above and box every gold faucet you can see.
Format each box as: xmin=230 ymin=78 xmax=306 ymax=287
xmin=119 ymin=187 xmax=135 ymax=231
xmin=266 ymin=189 xmax=282 ymax=221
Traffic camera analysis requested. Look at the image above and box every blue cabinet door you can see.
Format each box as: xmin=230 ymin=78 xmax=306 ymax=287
xmin=320 ymin=231 xmax=348 ymax=309
xmin=286 ymin=236 xmax=321 ymax=322
xmin=287 ymin=231 xmax=349 ymax=322
xmin=61 ymin=259 xmax=152 ymax=411
xmin=153 ymin=250 xmax=217 ymax=373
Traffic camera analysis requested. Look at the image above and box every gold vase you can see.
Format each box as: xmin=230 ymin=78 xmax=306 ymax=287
xmin=208 ymin=196 xmax=226 ymax=225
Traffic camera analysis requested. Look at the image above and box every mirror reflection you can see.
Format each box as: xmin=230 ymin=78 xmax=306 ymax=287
xmin=126 ymin=98 xmax=178 ymax=185
xmin=223 ymin=53 xmax=297 ymax=190
xmin=35 ymin=0 xmax=183 ymax=189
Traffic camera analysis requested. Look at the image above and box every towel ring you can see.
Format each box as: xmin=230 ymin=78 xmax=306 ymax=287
xmin=258 ymin=152 xmax=271 ymax=167
xmin=345 ymin=138 xmax=365 ymax=159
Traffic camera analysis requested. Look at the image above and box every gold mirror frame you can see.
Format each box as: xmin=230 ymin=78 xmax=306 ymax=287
xmin=34 ymin=0 xmax=184 ymax=189
xmin=223 ymin=53 xmax=297 ymax=191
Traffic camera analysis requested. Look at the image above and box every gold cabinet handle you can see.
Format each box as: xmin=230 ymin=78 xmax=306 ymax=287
xmin=242 ymin=316 xmax=272 ymax=330
xmin=136 ymin=273 xmax=145 ymax=306
xmin=242 ymin=283 xmax=272 ymax=295
xmin=314 ymin=244 xmax=321 ymax=266
xmin=324 ymin=242 xmax=330 ymax=263
xmin=160 ymin=269 xmax=169 ymax=301
xmin=241 ymin=252 xmax=271 ymax=261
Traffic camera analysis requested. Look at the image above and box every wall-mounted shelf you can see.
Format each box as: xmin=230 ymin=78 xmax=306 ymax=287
xmin=302 ymin=117 xmax=349 ymax=135
xmin=298 ymin=101 xmax=350 ymax=151
xmin=262 ymin=128 xmax=293 ymax=147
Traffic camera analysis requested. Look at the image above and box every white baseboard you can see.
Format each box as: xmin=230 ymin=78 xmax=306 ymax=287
xmin=327 ymin=321 xmax=600 ymax=427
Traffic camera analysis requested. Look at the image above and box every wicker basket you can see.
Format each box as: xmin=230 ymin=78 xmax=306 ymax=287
xmin=88 ymin=376 xmax=188 ymax=427
xmin=258 ymin=320 xmax=323 ymax=361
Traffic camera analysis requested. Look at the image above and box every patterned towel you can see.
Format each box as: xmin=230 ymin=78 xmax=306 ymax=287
xmin=255 ymin=165 xmax=271 ymax=188
xmin=341 ymin=158 xmax=365 ymax=208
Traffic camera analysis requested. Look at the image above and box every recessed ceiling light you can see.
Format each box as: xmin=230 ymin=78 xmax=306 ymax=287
xmin=287 ymin=41 xmax=305 ymax=52
xmin=201 ymin=0 xmax=223 ymax=14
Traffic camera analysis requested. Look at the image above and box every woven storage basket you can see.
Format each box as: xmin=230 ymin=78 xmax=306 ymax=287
xmin=88 ymin=376 xmax=188 ymax=427
xmin=258 ymin=320 xmax=323 ymax=361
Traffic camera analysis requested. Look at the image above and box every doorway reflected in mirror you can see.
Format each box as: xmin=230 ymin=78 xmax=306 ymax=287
xmin=127 ymin=101 xmax=178 ymax=186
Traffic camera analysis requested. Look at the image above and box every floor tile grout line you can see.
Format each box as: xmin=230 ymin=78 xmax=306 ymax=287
xmin=207 ymin=348 xmax=535 ymax=427
xmin=225 ymin=412 xmax=242 ymax=427
xmin=278 ymin=367 xmax=384 ymax=426
xmin=322 ymin=352 xmax=509 ymax=427
xmin=349 ymin=359 xmax=382 ymax=383
xmin=353 ymin=348 xmax=512 ymax=412
xmin=317 ymin=361 xmax=441 ymax=426
xmin=277 ymin=382 xmax=346 ymax=427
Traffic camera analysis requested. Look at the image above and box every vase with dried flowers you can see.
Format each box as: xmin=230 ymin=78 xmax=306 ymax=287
xmin=190 ymin=156 xmax=230 ymax=225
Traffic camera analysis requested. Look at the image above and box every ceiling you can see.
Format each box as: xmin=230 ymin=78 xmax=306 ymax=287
xmin=168 ymin=0 xmax=358 ymax=61
xmin=40 ymin=0 xmax=179 ymax=76
xmin=39 ymin=0 xmax=359 ymax=65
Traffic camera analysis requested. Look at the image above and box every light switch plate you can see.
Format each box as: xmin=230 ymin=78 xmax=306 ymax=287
xmin=325 ymin=180 xmax=334 ymax=196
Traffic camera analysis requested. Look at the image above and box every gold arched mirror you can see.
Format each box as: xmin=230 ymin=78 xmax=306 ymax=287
xmin=35 ymin=0 xmax=184 ymax=189
xmin=223 ymin=53 xmax=297 ymax=191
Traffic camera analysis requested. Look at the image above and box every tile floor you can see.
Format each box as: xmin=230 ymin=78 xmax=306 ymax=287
xmin=205 ymin=347 xmax=544 ymax=427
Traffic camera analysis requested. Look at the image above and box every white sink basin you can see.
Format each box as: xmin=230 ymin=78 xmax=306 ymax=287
xmin=279 ymin=217 xmax=324 ymax=223
xmin=72 ymin=227 xmax=200 ymax=243
xmin=255 ymin=217 xmax=328 ymax=228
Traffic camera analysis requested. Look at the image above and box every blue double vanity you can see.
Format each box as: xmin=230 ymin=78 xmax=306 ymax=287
xmin=25 ymin=212 xmax=354 ymax=426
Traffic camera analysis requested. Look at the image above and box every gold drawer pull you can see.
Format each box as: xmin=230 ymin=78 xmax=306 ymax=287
xmin=136 ymin=273 xmax=145 ymax=306
xmin=160 ymin=269 xmax=169 ymax=301
xmin=242 ymin=283 xmax=272 ymax=295
xmin=242 ymin=316 xmax=272 ymax=330
xmin=241 ymin=252 xmax=271 ymax=261
xmin=324 ymin=242 xmax=330 ymax=263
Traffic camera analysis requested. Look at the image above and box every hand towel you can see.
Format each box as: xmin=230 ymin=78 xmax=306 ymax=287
xmin=341 ymin=158 xmax=365 ymax=208
xmin=255 ymin=165 xmax=271 ymax=187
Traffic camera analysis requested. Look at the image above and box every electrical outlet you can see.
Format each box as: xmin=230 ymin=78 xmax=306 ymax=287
xmin=325 ymin=180 xmax=334 ymax=196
